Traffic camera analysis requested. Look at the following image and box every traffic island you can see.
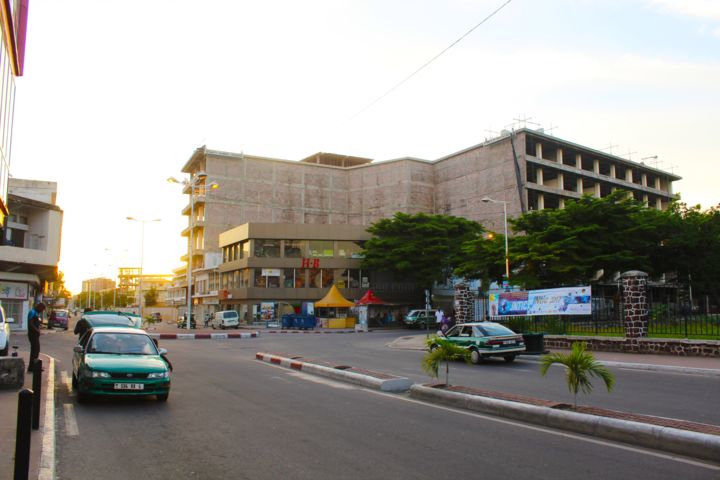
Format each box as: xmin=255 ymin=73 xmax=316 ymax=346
xmin=255 ymin=352 xmax=412 ymax=392
xmin=409 ymin=383 xmax=720 ymax=463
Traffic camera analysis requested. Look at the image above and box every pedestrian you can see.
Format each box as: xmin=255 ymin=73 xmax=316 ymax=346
xmin=435 ymin=309 xmax=443 ymax=325
xmin=27 ymin=301 xmax=46 ymax=372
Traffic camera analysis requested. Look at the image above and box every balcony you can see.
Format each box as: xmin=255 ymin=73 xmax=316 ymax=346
xmin=180 ymin=195 xmax=206 ymax=216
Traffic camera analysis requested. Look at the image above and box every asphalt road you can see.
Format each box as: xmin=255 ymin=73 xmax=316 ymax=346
xmin=24 ymin=329 xmax=720 ymax=479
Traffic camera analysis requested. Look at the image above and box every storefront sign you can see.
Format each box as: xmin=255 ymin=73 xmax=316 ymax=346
xmin=261 ymin=302 xmax=275 ymax=321
xmin=261 ymin=269 xmax=281 ymax=277
xmin=489 ymin=286 xmax=591 ymax=317
xmin=0 ymin=281 xmax=28 ymax=300
xmin=300 ymin=258 xmax=320 ymax=268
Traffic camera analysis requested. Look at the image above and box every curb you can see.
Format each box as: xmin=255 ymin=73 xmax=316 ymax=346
xmin=264 ymin=329 xmax=369 ymax=334
xmin=255 ymin=352 xmax=412 ymax=392
xmin=149 ymin=332 xmax=259 ymax=340
xmin=38 ymin=355 xmax=55 ymax=480
xmin=409 ymin=384 xmax=720 ymax=463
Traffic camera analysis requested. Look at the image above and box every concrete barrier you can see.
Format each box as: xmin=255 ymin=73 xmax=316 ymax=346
xmin=255 ymin=352 xmax=412 ymax=393
xmin=409 ymin=384 xmax=720 ymax=463
xmin=0 ymin=357 xmax=25 ymax=389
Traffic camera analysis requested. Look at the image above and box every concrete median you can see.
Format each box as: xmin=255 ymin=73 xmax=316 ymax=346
xmin=409 ymin=384 xmax=720 ymax=463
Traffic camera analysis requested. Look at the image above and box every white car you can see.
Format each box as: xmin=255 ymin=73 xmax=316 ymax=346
xmin=0 ymin=304 xmax=13 ymax=356
xmin=211 ymin=310 xmax=240 ymax=329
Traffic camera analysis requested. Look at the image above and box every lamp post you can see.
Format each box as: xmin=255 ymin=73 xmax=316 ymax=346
xmin=126 ymin=217 xmax=161 ymax=320
xmin=481 ymin=196 xmax=510 ymax=283
xmin=168 ymin=172 xmax=219 ymax=331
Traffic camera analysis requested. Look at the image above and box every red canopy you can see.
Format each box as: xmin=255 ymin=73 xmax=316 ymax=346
xmin=357 ymin=289 xmax=387 ymax=305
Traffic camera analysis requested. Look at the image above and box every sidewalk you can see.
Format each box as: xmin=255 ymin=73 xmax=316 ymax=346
xmin=0 ymin=347 xmax=54 ymax=480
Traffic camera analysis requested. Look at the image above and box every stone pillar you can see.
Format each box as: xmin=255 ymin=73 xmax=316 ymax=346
xmin=536 ymin=168 xmax=544 ymax=186
xmin=621 ymin=271 xmax=649 ymax=352
xmin=594 ymin=182 xmax=601 ymax=198
xmin=577 ymin=177 xmax=583 ymax=194
xmin=453 ymin=283 xmax=474 ymax=324
xmin=575 ymin=153 xmax=582 ymax=169
xmin=537 ymin=193 xmax=545 ymax=210
xmin=557 ymin=148 xmax=563 ymax=164
xmin=536 ymin=142 xmax=543 ymax=159
xmin=593 ymin=159 xmax=600 ymax=174
xmin=610 ymin=164 xmax=616 ymax=178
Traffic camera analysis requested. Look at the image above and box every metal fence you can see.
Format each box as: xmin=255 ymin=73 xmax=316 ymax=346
xmin=495 ymin=298 xmax=720 ymax=340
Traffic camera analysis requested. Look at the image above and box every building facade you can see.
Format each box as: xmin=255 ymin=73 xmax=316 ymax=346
xmin=0 ymin=179 xmax=62 ymax=329
xmin=175 ymin=129 xmax=680 ymax=320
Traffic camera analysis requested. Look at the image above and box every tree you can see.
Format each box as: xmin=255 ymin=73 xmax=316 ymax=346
xmin=422 ymin=336 xmax=471 ymax=385
xmin=540 ymin=342 xmax=615 ymax=408
xmin=144 ymin=287 xmax=159 ymax=307
xmin=455 ymin=231 xmax=509 ymax=293
xmin=508 ymin=191 xmax=664 ymax=288
xmin=362 ymin=213 xmax=484 ymax=298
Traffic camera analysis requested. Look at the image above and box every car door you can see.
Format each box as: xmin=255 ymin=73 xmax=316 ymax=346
xmin=73 ymin=331 xmax=92 ymax=377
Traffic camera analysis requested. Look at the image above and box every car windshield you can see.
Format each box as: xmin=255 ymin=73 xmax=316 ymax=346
xmin=86 ymin=314 xmax=139 ymax=328
xmin=474 ymin=324 xmax=515 ymax=337
xmin=88 ymin=333 xmax=158 ymax=355
xmin=55 ymin=311 xmax=68 ymax=318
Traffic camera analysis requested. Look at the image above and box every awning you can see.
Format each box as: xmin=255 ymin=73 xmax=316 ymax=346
xmin=357 ymin=289 xmax=387 ymax=305
xmin=315 ymin=285 xmax=355 ymax=308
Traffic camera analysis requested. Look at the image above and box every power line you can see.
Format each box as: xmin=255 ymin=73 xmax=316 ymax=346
xmin=351 ymin=0 xmax=514 ymax=119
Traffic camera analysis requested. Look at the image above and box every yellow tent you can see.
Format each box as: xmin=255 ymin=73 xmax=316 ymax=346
xmin=315 ymin=285 xmax=355 ymax=308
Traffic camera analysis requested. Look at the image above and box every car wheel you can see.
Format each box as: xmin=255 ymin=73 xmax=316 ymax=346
xmin=504 ymin=355 xmax=516 ymax=363
xmin=157 ymin=393 xmax=169 ymax=402
xmin=469 ymin=348 xmax=482 ymax=365
xmin=71 ymin=373 xmax=78 ymax=390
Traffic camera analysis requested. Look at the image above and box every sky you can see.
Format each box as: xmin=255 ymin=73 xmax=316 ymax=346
xmin=8 ymin=0 xmax=720 ymax=293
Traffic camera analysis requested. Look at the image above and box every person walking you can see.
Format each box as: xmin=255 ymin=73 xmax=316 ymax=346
xmin=27 ymin=301 xmax=46 ymax=372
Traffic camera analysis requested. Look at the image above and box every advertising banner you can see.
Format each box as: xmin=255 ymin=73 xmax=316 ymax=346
xmin=489 ymin=286 xmax=591 ymax=317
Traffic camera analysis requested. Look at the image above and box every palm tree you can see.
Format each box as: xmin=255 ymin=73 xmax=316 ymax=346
xmin=540 ymin=342 xmax=615 ymax=408
xmin=422 ymin=336 xmax=470 ymax=385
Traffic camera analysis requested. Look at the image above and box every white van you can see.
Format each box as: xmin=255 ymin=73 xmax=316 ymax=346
xmin=211 ymin=310 xmax=240 ymax=329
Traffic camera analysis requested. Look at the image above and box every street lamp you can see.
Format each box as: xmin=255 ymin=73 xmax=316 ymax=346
xmin=126 ymin=217 xmax=161 ymax=320
xmin=481 ymin=196 xmax=510 ymax=283
xmin=168 ymin=172 xmax=219 ymax=331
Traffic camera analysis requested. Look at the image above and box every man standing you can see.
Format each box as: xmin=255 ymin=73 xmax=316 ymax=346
xmin=27 ymin=302 xmax=46 ymax=372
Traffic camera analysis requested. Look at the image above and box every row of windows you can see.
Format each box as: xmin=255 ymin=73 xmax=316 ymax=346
xmin=223 ymin=239 xmax=365 ymax=262
xmin=221 ymin=268 xmax=368 ymax=290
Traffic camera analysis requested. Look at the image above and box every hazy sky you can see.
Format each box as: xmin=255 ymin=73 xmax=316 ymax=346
xmin=9 ymin=0 xmax=720 ymax=293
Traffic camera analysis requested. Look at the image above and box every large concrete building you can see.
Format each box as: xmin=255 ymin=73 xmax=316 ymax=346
xmin=174 ymin=128 xmax=680 ymax=321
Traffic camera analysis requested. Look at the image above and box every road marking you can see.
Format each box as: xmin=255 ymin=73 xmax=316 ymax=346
xmin=258 ymin=361 xmax=358 ymax=390
xmin=285 ymin=371 xmax=358 ymax=390
xmin=63 ymin=404 xmax=79 ymax=437
xmin=370 ymin=391 xmax=720 ymax=471
xmin=60 ymin=370 xmax=72 ymax=391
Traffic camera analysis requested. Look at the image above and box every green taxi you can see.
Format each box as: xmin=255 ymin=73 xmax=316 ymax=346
xmin=430 ymin=322 xmax=525 ymax=364
xmin=72 ymin=327 xmax=171 ymax=402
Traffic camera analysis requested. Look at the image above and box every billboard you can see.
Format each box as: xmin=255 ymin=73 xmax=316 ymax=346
xmin=489 ymin=286 xmax=591 ymax=317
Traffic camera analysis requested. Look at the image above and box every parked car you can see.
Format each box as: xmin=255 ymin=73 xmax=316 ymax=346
xmin=211 ymin=310 xmax=239 ymax=329
xmin=0 ymin=304 xmax=13 ymax=356
xmin=48 ymin=309 xmax=69 ymax=329
xmin=177 ymin=314 xmax=196 ymax=329
xmin=429 ymin=322 xmax=525 ymax=364
xmin=74 ymin=311 xmax=142 ymax=338
xmin=72 ymin=327 xmax=171 ymax=402
xmin=403 ymin=309 xmax=439 ymax=328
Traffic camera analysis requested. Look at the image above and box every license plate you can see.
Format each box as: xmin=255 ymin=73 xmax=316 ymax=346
xmin=114 ymin=383 xmax=144 ymax=390
xmin=503 ymin=340 xmax=515 ymax=345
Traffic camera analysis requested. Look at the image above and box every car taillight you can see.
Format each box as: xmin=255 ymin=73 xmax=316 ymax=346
xmin=486 ymin=339 xmax=503 ymax=345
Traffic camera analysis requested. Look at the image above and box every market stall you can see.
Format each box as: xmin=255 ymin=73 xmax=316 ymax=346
xmin=315 ymin=285 xmax=356 ymax=328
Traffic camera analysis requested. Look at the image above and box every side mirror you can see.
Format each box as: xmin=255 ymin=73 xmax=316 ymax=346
xmin=158 ymin=348 xmax=167 ymax=356
xmin=6 ymin=317 xmax=14 ymax=323
xmin=73 ymin=345 xmax=84 ymax=353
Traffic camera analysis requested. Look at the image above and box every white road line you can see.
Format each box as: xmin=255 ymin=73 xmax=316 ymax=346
xmin=369 ymin=391 xmax=720 ymax=471
xmin=285 ymin=371 xmax=358 ymax=390
xmin=63 ymin=403 xmax=79 ymax=437
xmin=60 ymin=370 xmax=72 ymax=391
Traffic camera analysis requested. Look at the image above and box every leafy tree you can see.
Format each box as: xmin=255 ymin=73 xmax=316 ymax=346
xmin=509 ymin=191 xmax=663 ymax=288
xmin=361 ymin=213 xmax=484 ymax=298
xmin=455 ymin=231 xmax=509 ymax=293
xmin=540 ymin=342 xmax=615 ymax=408
xmin=422 ymin=336 xmax=471 ymax=385
xmin=144 ymin=287 xmax=159 ymax=307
